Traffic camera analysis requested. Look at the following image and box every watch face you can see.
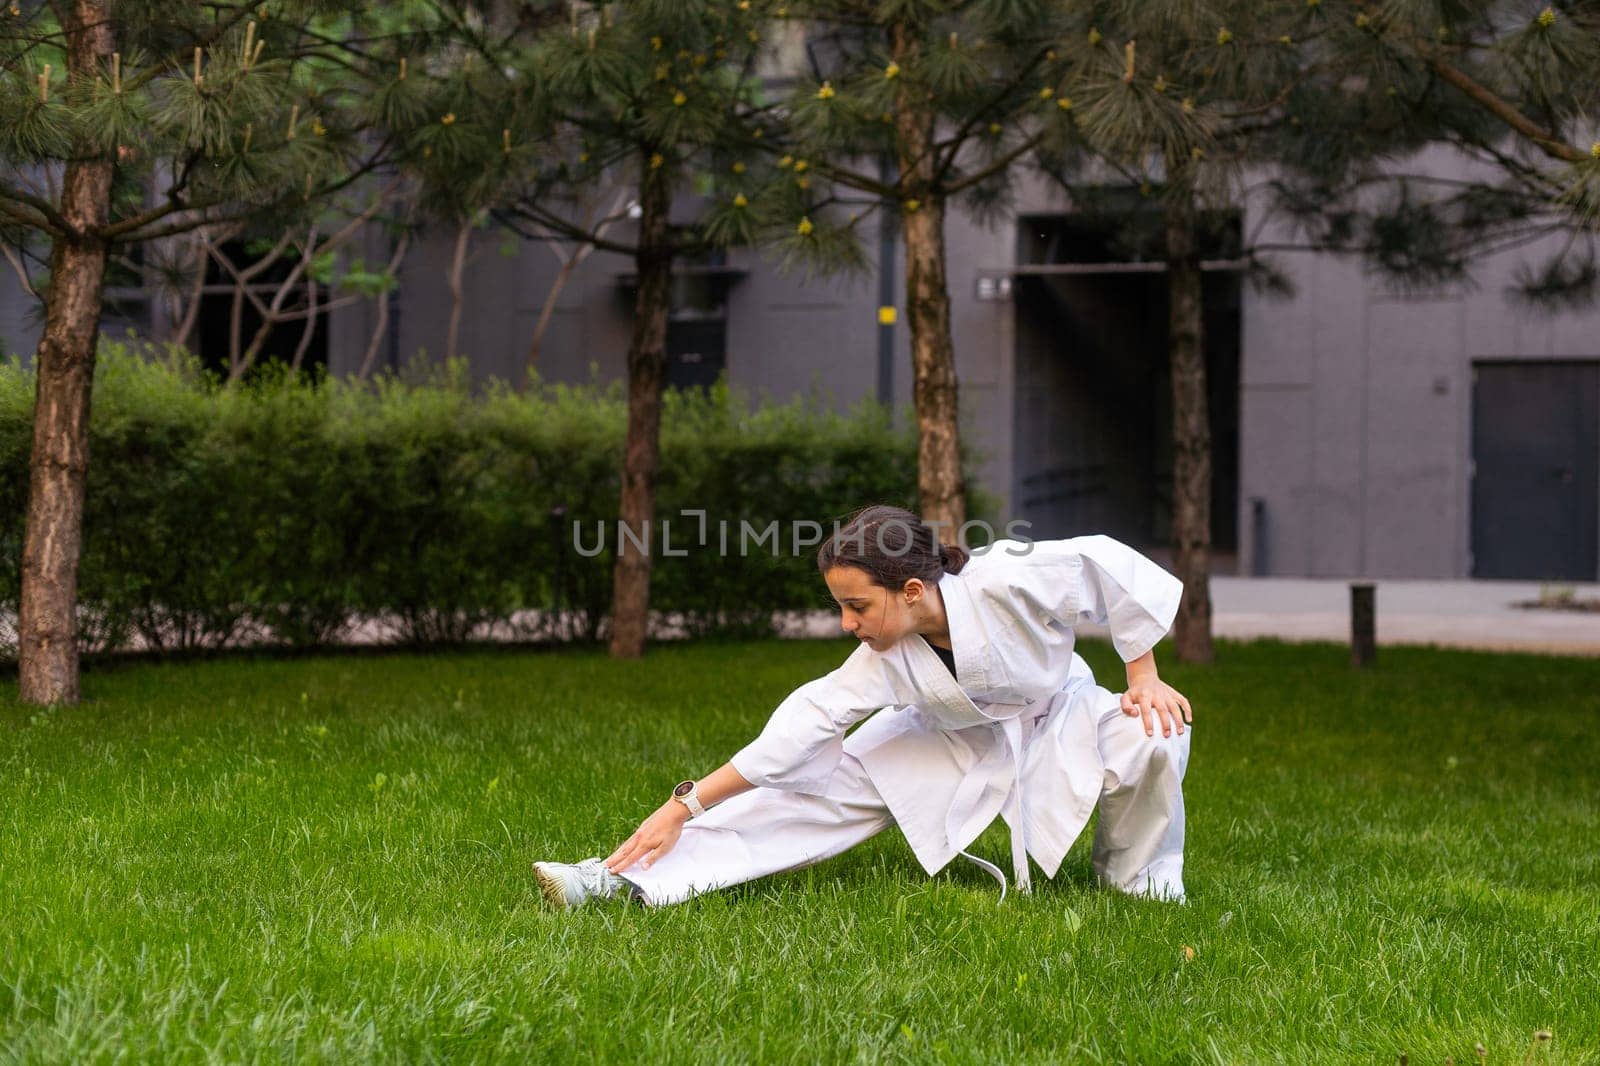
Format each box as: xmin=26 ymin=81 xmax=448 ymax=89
xmin=673 ymin=781 xmax=694 ymax=798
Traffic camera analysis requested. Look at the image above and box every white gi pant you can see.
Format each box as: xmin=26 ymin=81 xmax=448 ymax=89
xmin=622 ymin=701 xmax=1189 ymax=906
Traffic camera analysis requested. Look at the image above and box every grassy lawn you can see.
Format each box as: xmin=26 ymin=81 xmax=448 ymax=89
xmin=1 ymin=638 xmax=1595 ymax=1064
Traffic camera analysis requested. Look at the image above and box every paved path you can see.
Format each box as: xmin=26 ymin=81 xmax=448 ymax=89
xmin=1147 ymin=577 xmax=1600 ymax=656
xmin=783 ymin=577 xmax=1600 ymax=656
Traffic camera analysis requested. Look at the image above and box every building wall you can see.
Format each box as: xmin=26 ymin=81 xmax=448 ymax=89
xmin=722 ymin=242 xmax=904 ymax=413
xmin=945 ymin=202 xmax=1021 ymax=528
xmin=1 ymin=268 xmax=42 ymax=368
xmin=370 ymin=226 xmax=637 ymax=389
xmin=1236 ymin=146 xmax=1600 ymax=579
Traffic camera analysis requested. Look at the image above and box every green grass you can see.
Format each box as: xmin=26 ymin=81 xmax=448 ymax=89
xmin=1 ymin=638 xmax=1595 ymax=1064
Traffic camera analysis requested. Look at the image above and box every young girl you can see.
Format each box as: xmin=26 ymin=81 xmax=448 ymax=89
xmin=533 ymin=505 xmax=1194 ymax=907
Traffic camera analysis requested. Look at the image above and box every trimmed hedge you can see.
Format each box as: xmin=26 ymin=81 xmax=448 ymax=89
xmin=0 ymin=343 xmax=922 ymax=660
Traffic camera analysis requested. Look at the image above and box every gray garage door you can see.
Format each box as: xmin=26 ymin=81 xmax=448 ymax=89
xmin=1471 ymin=361 xmax=1599 ymax=580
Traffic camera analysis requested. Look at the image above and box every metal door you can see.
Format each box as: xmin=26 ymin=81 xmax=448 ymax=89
xmin=1471 ymin=361 xmax=1599 ymax=580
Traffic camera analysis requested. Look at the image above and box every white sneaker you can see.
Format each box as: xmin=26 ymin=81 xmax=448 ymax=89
xmin=531 ymin=858 xmax=629 ymax=909
xmin=1106 ymin=870 xmax=1187 ymax=903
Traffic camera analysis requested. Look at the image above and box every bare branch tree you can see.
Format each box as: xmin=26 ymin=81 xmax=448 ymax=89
xmin=356 ymin=229 xmax=413 ymax=380
xmin=444 ymin=209 xmax=490 ymax=363
xmin=521 ymin=184 xmax=632 ymax=388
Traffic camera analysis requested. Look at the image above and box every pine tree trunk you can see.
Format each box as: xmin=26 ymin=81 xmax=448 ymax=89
xmin=1165 ymin=197 xmax=1214 ymax=664
xmin=892 ymin=22 xmax=964 ymax=536
xmin=607 ymin=158 xmax=671 ymax=659
xmin=900 ymin=197 xmax=965 ymax=536
xmin=18 ymin=0 xmax=117 ymax=705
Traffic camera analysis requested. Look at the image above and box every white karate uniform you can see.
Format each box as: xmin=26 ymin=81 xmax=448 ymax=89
xmin=622 ymin=536 xmax=1191 ymax=906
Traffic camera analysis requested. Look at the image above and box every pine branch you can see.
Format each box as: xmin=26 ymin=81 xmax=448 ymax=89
xmin=1443 ymin=129 xmax=1567 ymax=202
xmin=110 ymin=146 xmax=396 ymax=244
xmin=1042 ymin=147 xmax=1148 ymax=198
xmin=945 ymin=128 xmax=1047 ymax=197
xmin=1435 ymin=219 xmax=1569 ymax=261
xmin=0 ymin=180 xmax=70 ymax=235
xmin=1210 ymin=59 xmax=1335 ymax=125
xmin=421 ymin=0 xmax=509 ymax=85
xmin=493 ymin=203 xmax=645 ymax=258
xmin=930 ymin=45 xmax=1051 ymax=185
xmin=288 ymin=22 xmax=436 ymax=67
xmin=802 ymin=155 xmax=899 ymax=199
xmin=100 ymin=185 xmax=193 ymax=242
xmin=118 ymin=204 xmax=270 ymax=244
xmin=521 ymin=185 xmax=636 ymax=270
xmin=740 ymin=137 xmax=896 ymax=199
xmin=1419 ymin=48 xmax=1585 ymax=163
xmin=496 ymin=195 xmax=725 ymax=260
xmin=534 ymin=198 xmax=712 ymax=259
xmin=118 ymin=3 xmax=259 ymax=96
xmin=271 ymin=39 xmax=367 ymax=76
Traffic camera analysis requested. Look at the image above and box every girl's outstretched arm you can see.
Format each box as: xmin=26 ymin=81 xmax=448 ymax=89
xmin=603 ymin=762 xmax=753 ymax=874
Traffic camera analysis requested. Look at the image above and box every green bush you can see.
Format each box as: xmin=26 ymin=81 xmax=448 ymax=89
xmin=0 ymin=342 xmax=924 ymax=660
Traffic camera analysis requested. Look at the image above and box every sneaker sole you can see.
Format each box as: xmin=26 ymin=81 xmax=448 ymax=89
xmin=531 ymin=864 xmax=573 ymax=909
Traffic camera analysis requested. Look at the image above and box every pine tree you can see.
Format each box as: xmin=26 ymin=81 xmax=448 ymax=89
xmin=1026 ymin=2 xmax=1308 ymax=664
xmin=435 ymin=0 xmax=787 ymax=659
xmin=1263 ymin=1 xmax=1600 ymax=306
xmin=756 ymin=0 xmax=1090 ymax=535
xmin=0 ymin=1 xmax=449 ymax=704
xmin=1057 ymin=2 xmax=1600 ymax=661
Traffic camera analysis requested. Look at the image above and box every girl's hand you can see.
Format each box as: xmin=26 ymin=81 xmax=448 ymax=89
xmin=605 ymin=800 xmax=690 ymax=874
xmin=1121 ymin=678 xmax=1192 ymax=738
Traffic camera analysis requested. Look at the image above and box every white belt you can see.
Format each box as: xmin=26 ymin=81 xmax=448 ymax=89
xmin=947 ymin=712 xmax=1035 ymax=902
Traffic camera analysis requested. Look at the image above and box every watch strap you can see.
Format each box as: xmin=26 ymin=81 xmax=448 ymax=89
xmin=673 ymin=780 xmax=707 ymax=818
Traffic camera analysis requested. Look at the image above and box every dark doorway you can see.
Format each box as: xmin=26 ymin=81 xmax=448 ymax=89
xmin=1011 ymin=207 xmax=1242 ymax=563
xmin=1471 ymin=361 xmax=1599 ymax=580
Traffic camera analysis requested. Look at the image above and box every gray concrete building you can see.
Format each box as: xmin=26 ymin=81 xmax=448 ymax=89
xmin=5 ymin=150 xmax=1598 ymax=583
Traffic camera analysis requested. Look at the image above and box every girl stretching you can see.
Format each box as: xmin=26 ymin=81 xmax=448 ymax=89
xmin=533 ymin=505 xmax=1194 ymax=907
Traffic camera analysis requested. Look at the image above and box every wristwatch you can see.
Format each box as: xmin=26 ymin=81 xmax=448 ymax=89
xmin=671 ymin=779 xmax=706 ymax=818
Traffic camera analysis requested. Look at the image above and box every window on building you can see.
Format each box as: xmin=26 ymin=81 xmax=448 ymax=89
xmin=192 ymin=238 xmax=329 ymax=381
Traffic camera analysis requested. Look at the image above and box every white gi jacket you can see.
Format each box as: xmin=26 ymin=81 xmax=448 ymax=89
xmin=729 ymin=535 xmax=1183 ymax=894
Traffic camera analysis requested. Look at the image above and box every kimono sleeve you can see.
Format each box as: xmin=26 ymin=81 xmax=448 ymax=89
xmin=729 ymin=644 xmax=899 ymax=795
xmin=1012 ymin=535 xmax=1184 ymax=663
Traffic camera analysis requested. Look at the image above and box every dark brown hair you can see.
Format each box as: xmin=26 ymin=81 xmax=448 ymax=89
xmin=816 ymin=504 xmax=969 ymax=589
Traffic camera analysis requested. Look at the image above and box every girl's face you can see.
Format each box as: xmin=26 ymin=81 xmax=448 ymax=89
xmin=825 ymin=566 xmax=920 ymax=651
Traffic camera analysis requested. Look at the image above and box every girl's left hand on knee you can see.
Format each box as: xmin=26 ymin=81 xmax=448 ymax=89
xmin=1120 ymin=680 xmax=1192 ymax=739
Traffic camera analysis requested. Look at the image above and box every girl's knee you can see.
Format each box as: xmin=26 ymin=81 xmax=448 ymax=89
xmin=1104 ymin=716 xmax=1190 ymax=784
